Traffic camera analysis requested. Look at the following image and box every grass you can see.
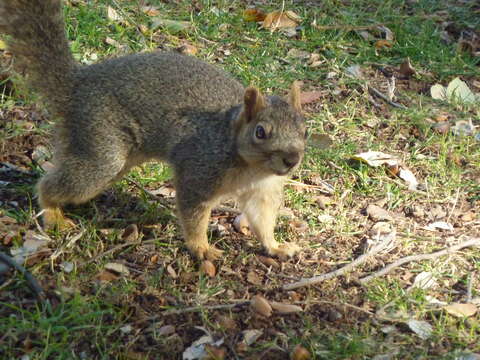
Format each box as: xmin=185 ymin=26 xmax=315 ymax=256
xmin=0 ymin=0 xmax=479 ymax=359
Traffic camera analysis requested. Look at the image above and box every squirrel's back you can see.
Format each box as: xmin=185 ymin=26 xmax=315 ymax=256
xmin=74 ymin=51 xmax=245 ymax=120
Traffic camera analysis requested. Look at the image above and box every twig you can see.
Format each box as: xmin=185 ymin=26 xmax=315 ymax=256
xmin=368 ymin=85 xmax=407 ymax=109
xmin=0 ymin=251 xmax=45 ymax=301
xmin=360 ymin=238 xmax=480 ymax=284
xmin=155 ymin=301 xmax=250 ymax=317
xmin=282 ymin=231 xmax=396 ymax=291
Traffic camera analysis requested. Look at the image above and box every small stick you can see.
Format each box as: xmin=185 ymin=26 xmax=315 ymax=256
xmin=360 ymin=238 xmax=480 ymax=284
xmin=368 ymin=85 xmax=407 ymax=109
xmin=282 ymin=231 xmax=396 ymax=291
xmin=156 ymin=301 xmax=250 ymax=317
xmin=0 ymin=251 xmax=45 ymax=301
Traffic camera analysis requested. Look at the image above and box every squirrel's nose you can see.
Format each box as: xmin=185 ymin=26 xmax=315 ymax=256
xmin=282 ymin=152 xmax=300 ymax=168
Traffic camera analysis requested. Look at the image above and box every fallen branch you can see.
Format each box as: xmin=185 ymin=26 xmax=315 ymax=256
xmin=360 ymin=238 xmax=480 ymax=284
xmin=0 ymin=251 xmax=45 ymax=301
xmin=368 ymin=85 xmax=407 ymax=109
xmin=282 ymin=231 xmax=396 ymax=291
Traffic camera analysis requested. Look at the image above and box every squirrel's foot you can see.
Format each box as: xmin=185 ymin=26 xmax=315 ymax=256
xmin=187 ymin=241 xmax=224 ymax=261
xmin=267 ymin=242 xmax=301 ymax=260
xmin=43 ymin=207 xmax=75 ymax=231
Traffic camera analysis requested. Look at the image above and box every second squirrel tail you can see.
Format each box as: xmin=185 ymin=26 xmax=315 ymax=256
xmin=0 ymin=0 xmax=76 ymax=117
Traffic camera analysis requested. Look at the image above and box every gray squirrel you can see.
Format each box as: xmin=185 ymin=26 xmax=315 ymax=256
xmin=0 ymin=0 xmax=306 ymax=260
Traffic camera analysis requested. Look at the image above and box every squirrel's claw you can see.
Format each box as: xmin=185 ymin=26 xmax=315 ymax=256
xmin=43 ymin=207 xmax=76 ymax=231
xmin=187 ymin=241 xmax=224 ymax=261
xmin=267 ymin=242 xmax=301 ymax=260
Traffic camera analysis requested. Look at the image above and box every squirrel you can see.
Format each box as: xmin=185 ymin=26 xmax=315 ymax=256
xmin=0 ymin=0 xmax=307 ymax=260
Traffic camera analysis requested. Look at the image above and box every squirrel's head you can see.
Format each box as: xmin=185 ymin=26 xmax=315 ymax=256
xmin=235 ymin=82 xmax=306 ymax=176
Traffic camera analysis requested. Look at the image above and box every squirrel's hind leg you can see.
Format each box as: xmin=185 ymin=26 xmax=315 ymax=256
xmin=37 ymin=154 xmax=128 ymax=230
xmin=239 ymin=177 xmax=301 ymax=259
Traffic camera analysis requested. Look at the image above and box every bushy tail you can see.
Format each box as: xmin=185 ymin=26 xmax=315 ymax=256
xmin=0 ymin=0 xmax=76 ymax=117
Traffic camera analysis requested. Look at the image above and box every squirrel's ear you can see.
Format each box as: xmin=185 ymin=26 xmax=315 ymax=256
xmin=288 ymin=81 xmax=302 ymax=112
xmin=243 ymin=87 xmax=266 ymax=122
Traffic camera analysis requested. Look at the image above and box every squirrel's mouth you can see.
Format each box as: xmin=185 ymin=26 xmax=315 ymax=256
xmin=273 ymin=168 xmax=291 ymax=176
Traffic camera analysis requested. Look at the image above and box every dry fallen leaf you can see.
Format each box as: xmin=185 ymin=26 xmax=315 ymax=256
xmin=398 ymin=168 xmax=419 ymax=190
xmin=443 ymin=303 xmax=478 ymax=318
xmin=366 ymin=204 xmax=393 ymax=222
xmin=176 ymin=43 xmax=198 ymax=56
xmin=122 ymin=223 xmax=139 ymax=242
xmin=204 ymin=344 xmax=226 ymax=360
xmin=250 ymin=295 xmax=272 ymax=317
xmin=141 ymin=5 xmax=160 ymax=17
xmin=431 ymin=84 xmax=447 ymax=101
xmin=299 ymin=90 xmax=324 ymax=105
xmin=247 ymin=271 xmax=263 ymax=285
xmin=243 ymin=8 xmax=266 ymax=22
xmin=166 ymin=263 xmax=178 ymax=278
xmin=270 ymin=301 xmax=303 ymax=314
xmin=257 ymin=255 xmax=280 ymax=268
xmin=352 ymin=151 xmax=399 ymax=167
xmin=399 ymin=57 xmax=415 ymax=78
xmin=291 ymin=345 xmax=311 ymax=360
xmin=412 ymin=271 xmax=437 ymax=289
xmin=107 ymin=6 xmax=123 ymax=22
xmin=152 ymin=18 xmax=191 ymax=33
xmin=262 ymin=10 xmax=300 ymax=30
xmin=375 ymin=39 xmax=393 ymax=50
xmin=309 ymin=133 xmax=333 ymax=150
xmin=446 ymin=77 xmax=478 ymax=104
xmin=96 ymin=270 xmax=119 ymax=282
xmin=406 ymin=319 xmax=433 ymax=340
xmin=233 ymin=214 xmax=250 ymax=235
xmin=424 ymin=221 xmax=454 ymax=232
xmin=242 ymin=329 xmax=263 ymax=345
xmin=104 ymin=262 xmax=130 ymax=276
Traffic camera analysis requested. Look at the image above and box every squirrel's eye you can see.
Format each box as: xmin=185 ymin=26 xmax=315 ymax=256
xmin=255 ymin=125 xmax=266 ymax=139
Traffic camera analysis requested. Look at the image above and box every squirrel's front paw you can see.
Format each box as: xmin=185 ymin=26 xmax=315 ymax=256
xmin=267 ymin=242 xmax=301 ymax=260
xmin=187 ymin=241 xmax=224 ymax=261
xmin=43 ymin=208 xmax=76 ymax=231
